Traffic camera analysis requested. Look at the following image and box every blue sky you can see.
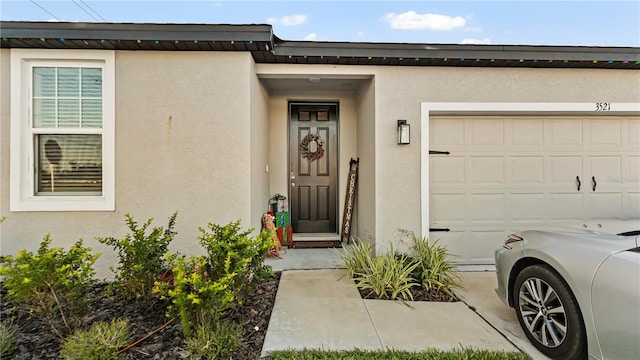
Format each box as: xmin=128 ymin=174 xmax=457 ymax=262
xmin=1 ymin=1 xmax=639 ymax=47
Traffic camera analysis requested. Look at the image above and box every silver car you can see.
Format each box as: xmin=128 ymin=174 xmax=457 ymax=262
xmin=495 ymin=220 xmax=640 ymax=360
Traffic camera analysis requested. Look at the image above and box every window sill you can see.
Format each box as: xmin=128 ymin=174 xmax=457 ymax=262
xmin=10 ymin=195 xmax=114 ymax=212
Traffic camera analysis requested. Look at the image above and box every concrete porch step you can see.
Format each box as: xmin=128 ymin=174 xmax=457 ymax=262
xmin=293 ymin=233 xmax=341 ymax=241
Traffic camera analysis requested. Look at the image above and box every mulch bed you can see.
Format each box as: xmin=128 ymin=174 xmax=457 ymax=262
xmin=2 ymin=271 xmax=458 ymax=359
xmin=359 ymin=286 xmax=458 ymax=302
xmin=0 ymin=272 xmax=280 ymax=360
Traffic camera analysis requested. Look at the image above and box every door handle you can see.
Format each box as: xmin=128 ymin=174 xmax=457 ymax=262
xmin=592 ymin=176 xmax=597 ymax=191
xmin=291 ymin=182 xmax=296 ymax=187
xmin=576 ymin=176 xmax=581 ymax=191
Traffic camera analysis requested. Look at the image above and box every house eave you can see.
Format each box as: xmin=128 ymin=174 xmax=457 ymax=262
xmin=1 ymin=21 xmax=638 ymax=69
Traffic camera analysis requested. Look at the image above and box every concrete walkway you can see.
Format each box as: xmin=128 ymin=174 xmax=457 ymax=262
xmin=261 ymin=269 xmax=545 ymax=358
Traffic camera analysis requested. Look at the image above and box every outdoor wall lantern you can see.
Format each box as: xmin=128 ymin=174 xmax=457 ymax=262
xmin=397 ymin=120 xmax=410 ymax=145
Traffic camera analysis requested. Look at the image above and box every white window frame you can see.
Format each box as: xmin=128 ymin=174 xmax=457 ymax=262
xmin=10 ymin=49 xmax=115 ymax=211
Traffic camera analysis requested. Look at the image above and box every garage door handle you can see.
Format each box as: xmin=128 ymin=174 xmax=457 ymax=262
xmin=429 ymin=228 xmax=450 ymax=232
xmin=592 ymin=176 xmax=597 ymax=191
xmin=576 ymin=176 xmax=581 ymax=191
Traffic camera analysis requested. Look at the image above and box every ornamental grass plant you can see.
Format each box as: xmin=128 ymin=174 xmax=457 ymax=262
xmin=185 ymin=319 xmax=243 ymax=360
xmin=338 ymin=239 xmax=419 ymax=301
xmin=0 ymin=319 xmax=19 ymax=358
xmin=406 ymin=232 xmax=463 ymax=297
xmin=353 ymin=247 xmax=419 ymax=301
xmin=336 ymin=237 xmax=374 ymax=278
xmin=59 ymin=318 xmax=132 ymax=360
xmin=337 ymin=232 xmax=462 ymax=301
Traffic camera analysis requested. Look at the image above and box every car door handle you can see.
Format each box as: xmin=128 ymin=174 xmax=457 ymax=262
xmin=592 ymin=176 xmax=597 ymax=191
xmin=576 ymin=176 xmax=581 ymax=191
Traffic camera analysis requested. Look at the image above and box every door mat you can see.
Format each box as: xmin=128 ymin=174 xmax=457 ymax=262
xmin=290 ymin=240 xmax=342 ymax=249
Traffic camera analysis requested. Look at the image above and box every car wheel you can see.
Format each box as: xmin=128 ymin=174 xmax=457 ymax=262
xmin=513 ymin=265 xmax=587 ymax=360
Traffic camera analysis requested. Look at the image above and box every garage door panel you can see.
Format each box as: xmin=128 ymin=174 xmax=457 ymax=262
xmin=471 ymin=119 xmax=504 ymax=148
xmin=511 ymin=157 xmax=544 ymax=184
xmin=549 ymin=119 xmax=583 ymax=148
xmin=625 ymin=119 xmax=640 ymax=147
xmin=626 ymin=193 xmax=640 ymax=219
xmin=470 ymin=194 xmax=504 ymax=221
xmin=470 ymin=157 xmax=505 ymax=184
xmin=588 ymin=156 xmax=622 ymax=185
xmin=466 ymin=231 xmax=504 ymax=263
xmin=549 ymin=156 xmax=583 ymax=186
xmin=431 ymin=119 xmax=464 ymax=147
xmin=627 ymin=156 xmax=640 ymax=182
xmin=431 ymin=157 xmax=465 ymax=183
xmin=586 ymin=193 xmax=623 ymax=219
xmin=429 ymin=231 xmax=467 ymax=262
xmin=431 ymin=231 xmax=501 ymax=265
xmin=431 ymin=194 xmax=465 ymax=223
xmin=548 ymin=193 xmax=583 ymax=220
xmin=589 ymin=119 xmax=621 ymax=147
xmin=508 ymin=194 xmax=545 ymax=221
xmin=511 ymin=119 xmax=544 ymax=148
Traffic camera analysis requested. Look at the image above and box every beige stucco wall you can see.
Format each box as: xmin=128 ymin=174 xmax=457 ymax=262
xmin=2 ymin=49 xmax=639 ymax=275
xmin=0 ymin=50 xmax=256 ymax=278
xmin=250 ymin=62 xmax=271 ymax=230
xmin=355 ymin=78 xmax=376 ymax=246
xmin=0 ymin=49 xmax=9 ymax=233
xmin=372 ymin=66 xmax=640 ymax=253
xmin=256 ymin=63 xmax=640 ymax=254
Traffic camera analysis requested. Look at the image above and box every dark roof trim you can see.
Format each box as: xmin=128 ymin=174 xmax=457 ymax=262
xmin=1 ymin=21 xmax=639 ymax=69
xmin=0 ymin=21 xmax=274 ymax=41
xmin=274 ymin=40 xmax=640 ymax=62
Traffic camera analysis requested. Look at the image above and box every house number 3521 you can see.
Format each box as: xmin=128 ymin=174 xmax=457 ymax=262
xmin=595 ymin=102 xmax=611 ymax=111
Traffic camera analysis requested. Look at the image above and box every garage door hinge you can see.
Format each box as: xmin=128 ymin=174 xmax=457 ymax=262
xmin=429 ymin=150 xmax=450 ymax=155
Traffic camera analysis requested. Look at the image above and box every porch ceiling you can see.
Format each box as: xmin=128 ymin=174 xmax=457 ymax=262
xmin=259 ymin=77 xmax=369 ymax=92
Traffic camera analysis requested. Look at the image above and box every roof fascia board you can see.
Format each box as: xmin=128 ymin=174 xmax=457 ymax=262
xmin=275 ymin=42 xmax=640 ymax=61
xmin=0 ymin=21 xmax=273 ymax=41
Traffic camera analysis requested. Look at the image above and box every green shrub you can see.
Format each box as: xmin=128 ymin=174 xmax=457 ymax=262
xmin=185 ymin=319 xmax=243 ymax=360
xmin=97 ymin=212 xmax=177 ymax=301
xmin=252 ymin=263 xmax=275 ymax=283
xmin=59 ymin=318 xmax=132 ymax=360
xmin=0 ymin=236 xmax=99 ymax=337
xmin=407 ymin=233 xmax=462 ymax=297
xmin=0 ymin=319 xmax=19 ymax=358
xmin=153 ymin=253 xmax=236 ymax=337
xmin=354 ymin=247 xmax=419 ymax=301
xmin=198 ymin=219 xmax=272 ymax=299
xmin=335 ymin=238 xmax=374 ymax=278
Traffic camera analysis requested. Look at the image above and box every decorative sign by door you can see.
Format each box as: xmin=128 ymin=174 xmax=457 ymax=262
xmin=341 ymin=158 xmax=359 ymax=244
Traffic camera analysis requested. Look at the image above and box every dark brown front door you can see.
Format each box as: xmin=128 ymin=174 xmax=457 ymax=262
xmin=289 ymin=102 xmax=338 ymax=233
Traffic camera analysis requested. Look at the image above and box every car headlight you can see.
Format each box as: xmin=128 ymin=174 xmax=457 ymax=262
xmin=503 ymin=234 xmax=523 ymax=249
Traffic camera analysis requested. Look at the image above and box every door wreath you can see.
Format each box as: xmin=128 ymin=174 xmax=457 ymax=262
xmin=299 ymin=133 xmax=325 ymax=162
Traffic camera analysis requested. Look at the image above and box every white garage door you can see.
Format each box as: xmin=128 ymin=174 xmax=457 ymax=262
xmin=429 ymin=115 xmax=640 ymax=264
